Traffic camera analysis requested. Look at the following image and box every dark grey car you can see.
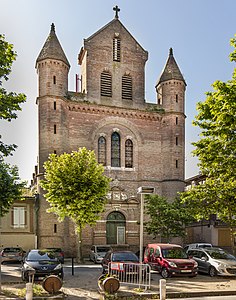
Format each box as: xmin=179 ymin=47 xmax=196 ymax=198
xmin=21 ymin=249 xmax=63 ymax=281
xmin=187 ymin=247 xmax=236 ymax=276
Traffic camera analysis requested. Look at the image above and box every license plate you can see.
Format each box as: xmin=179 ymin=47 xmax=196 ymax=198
xmin=181 ymin=270 xmax=191 ymax=273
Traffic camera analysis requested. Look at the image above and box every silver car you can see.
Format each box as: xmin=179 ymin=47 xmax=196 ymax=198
xmin=89 ymin=245 xmax=112 ymax=263
xmin=187 ymin=247 xmax=236 ymax=276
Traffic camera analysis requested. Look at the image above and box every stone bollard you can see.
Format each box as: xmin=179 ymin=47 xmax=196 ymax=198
xmin=159 ymin=278 xmax=166 ymax=300
xmin=25 ymin=282 xmax=33 ymax=300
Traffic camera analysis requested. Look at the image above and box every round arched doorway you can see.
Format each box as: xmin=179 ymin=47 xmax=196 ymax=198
xmin=106 ymin=211 xmax=126 ymax=244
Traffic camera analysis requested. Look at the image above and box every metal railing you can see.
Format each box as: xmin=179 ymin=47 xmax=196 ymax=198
xmin=108 ymin=262 xmax=151 ymax=291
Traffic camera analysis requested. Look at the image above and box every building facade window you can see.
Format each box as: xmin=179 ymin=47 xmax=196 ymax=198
xmin=98 ymin=136 xmax=106 ymax=166
xmin=53 ymin=75 xmax=56 ymax=84
xmin=125 ymin=139 xmax=133 ymax=168
xmin=122 ymin=74 xmax=132 ymax=100
xmin=106 ymin=211 xmax=126 ymax=244
xmin=113 ymin=37 xmax=121 ymax=62
xmin=101 ymin=71 xmax=112 ymax=97
xmin=12 ymin=207 xmax=27 ymax=228
xmin=176 ymin=136 xmax=179 ymax=146
xmin=111 ymin=132 xmax=120 ymax=167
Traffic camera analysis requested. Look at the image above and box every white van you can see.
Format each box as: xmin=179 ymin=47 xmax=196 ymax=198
xmin=184 ymin=243 xmax=212 ymax=252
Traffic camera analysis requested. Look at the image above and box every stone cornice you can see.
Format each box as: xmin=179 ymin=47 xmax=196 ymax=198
xmin=67 ymin=102 xmax=163 ymax=121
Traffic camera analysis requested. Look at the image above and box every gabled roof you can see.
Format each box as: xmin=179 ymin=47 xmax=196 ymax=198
xmin=84 ymin=17 xmax=147 ymax=55
xmin=36 ymin=23 xmax=70 ymax=67
xmin=156 ymin=48 xmax=186 ymax=86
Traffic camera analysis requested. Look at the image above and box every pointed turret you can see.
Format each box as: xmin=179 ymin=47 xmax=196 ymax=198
xmin=36 ymin=23 xmax=70 ymax=67
xmin=156 ymin=48 xmax=185 ymax=87
xmin=155 ymin=48 xmax=186 ymax=112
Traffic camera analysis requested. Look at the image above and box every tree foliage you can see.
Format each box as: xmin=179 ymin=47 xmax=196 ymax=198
xmin=145 ymin=194 xmax=195 ymax=242
xmin=0 ymin=34 xmax=26 ymax=156
xmin=40 ymin=147 xmax=111 ymax=232
xmin=0 ymin=158 xmax=25 ymax=217
xmin=180 ymin=35 xmax=236 ymax=250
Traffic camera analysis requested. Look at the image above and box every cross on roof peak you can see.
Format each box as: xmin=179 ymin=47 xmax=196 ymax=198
xmin=113 ymin=5 xmax=120 ymax=19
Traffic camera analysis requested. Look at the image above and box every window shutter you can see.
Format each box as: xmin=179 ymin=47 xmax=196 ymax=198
xmin=101 ymin=71 xmax=112 ymax=97
xmin=122 ymin=75 xmax=132 ymax=100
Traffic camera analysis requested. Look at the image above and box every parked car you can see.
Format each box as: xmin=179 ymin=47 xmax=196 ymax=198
xmin=21 ymin=249 xmax=63 ymax=281
xmin=44 ymin=248 xmax=65 ymax=264
xmin=184 ymin=243 xmax=213 ymax=252
xmin=89 ymin=245 xmax=112 ymax=264
xmin=187 ymin=247 xmax=236 ymax=276
xmin=0 ymin=247 xmax=25 ymax=264
xmin=101 ymin=250 xmax=146 ymax=277
xmin=144 ymin=243 xmax=198 ymax=278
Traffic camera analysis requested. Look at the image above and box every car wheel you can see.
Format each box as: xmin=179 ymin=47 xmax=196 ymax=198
xmin=161 ymin=268 xmax=170 ymax=278
xmin=209 ymin=266 xmax=217 ymax=277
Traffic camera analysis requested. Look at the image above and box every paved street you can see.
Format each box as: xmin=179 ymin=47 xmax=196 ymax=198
xmin=1 ymin=260 xmax=236 ymax=299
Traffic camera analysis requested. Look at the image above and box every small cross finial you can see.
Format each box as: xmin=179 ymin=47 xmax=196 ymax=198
xmin=169 ymin=48 xmax=173 ymax=56
xmin=113 ymin=5 xmax=120 ymax=19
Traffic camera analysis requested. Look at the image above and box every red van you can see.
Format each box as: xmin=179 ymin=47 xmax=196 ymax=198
xmin=144 ymin=243 xmax=198 ymax=278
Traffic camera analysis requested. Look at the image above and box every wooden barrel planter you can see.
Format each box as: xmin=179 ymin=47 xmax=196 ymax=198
xmin=98 ymin=274 xmax=120 ymax=294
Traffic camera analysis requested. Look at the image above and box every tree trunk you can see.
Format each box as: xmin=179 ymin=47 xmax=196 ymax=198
xmin=76 ymin=224 xmax=83 ymax=263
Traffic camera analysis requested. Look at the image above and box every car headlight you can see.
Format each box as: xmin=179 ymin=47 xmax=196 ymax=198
xmin=218 ymin=263 xmax=228 ymax=269
xmin=168 ymin=262 xmax=177 ymax=268
xmin=23 ymin=263 xmax=35 ymax=271
xmin=193 ymin=261 xmax=198 ymax=268
xmin=54 ymin=263 xmax=62 ymax=270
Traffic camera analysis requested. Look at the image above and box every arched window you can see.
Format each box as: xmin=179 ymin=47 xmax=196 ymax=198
xmin=98 ymin=136 xmax=106 ymax=166
xmin=106 ymin=211 xmax=126 ymax=244
xmin=113 ymin=37 xmax=121 ymax=62
xmin=101 ymin=71 xmax=112 ymax=97
xmin=125 ymin=139 xmax=133 ymax=168
xmin=122 ymin=74 xmax=132 ymax=100
xmin=111 ymin=132 xmax=120 ymax=167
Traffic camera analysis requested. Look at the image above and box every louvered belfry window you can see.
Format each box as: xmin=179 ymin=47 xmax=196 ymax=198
xmin=111 ymin=132 xmax=120 ymax=167
xmin=101 ymin=71 xmax=112 ymax=97
xmin=122 ymin=74 xmax=132 ymax=100
xmin=98 ymin=136 xmax=106 ymax=166
xmin=113 ymin=37 xmax=120 ymax=62
xmin=125 ymin=139 xmax=133 ymax=168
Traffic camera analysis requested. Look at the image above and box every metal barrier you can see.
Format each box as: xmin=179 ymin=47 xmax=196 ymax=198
xmin=108 ymin=262 xmax=151 ymax=291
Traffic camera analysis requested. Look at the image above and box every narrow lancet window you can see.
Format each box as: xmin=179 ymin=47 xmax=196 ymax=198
xmin=125 ymin=139 xmax=133 ymax=168
xmin=111 ymin=132 xmax=120 ymax=167
xmin=113 ymin=37 xmax=121 ymax=62
xmin=98 ymin=136 xmax=106 ymax=166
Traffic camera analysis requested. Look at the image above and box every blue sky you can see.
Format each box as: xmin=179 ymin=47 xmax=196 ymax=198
xmin=1 ymin=0 xmax=235 ymax=184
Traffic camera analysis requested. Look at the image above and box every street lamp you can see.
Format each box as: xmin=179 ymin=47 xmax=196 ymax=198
xmin=137 ymin=186 xmax=155 ymax=264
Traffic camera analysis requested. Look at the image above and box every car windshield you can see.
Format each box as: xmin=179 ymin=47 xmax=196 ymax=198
xmin=97 ymin=247 xmax=110 ymax=253
xmin=26 ymin=251 xmax=57 ymax=261
xmin=206 ymin=250 xmax=236 ymax=260
xmin=162 ymin=248 xmax=188 ymax=259
xmin=112 ymin=252 xmax=139 ymax=262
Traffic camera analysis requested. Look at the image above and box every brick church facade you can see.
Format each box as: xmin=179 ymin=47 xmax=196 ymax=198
xmin=35 ymin=7 xmax=186 ymax=257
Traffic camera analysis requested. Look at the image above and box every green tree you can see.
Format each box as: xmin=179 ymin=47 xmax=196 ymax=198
xmin=145 ymin=195 xmax=195 ymax=242
xmin=0 ymin=34 xmax=26 ymax=156
xmin=40 ymin=147 xmax=111 ymax=261
xmin=0 ymin=158 xmax=25 ymax=217
xmin=181 ymin=35 xmax=236 ymax=252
